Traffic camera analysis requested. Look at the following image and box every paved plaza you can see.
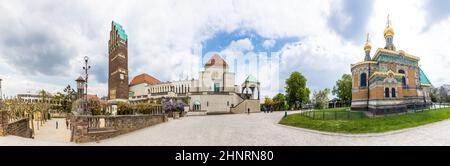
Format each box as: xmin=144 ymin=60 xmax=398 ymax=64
xmin=2 ymin=111 xmax=450 ymax=145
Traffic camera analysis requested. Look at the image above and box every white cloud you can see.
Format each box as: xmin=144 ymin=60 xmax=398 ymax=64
xmin=262 ymin=39 xmax=276 ymax=49
xmin=0 ymin=0 xmax=449 ymax=99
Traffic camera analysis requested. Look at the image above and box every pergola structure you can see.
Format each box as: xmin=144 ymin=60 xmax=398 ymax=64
xmin=241 ymin=75 xmax=260 ymax=100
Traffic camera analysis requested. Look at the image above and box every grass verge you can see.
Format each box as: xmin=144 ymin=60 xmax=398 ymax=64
xmin=279 ymin=107 xmax=450 ymax=134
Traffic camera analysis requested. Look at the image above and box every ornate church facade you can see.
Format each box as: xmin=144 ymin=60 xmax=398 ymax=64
xmin=351 ymin=17 xmax=432 ymax=114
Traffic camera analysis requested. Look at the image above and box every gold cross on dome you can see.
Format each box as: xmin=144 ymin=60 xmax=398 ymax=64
xmin=366 ymin=33 xmax=370 ymax=42
xmin=387 ymin=14 xmax=391 ymax=27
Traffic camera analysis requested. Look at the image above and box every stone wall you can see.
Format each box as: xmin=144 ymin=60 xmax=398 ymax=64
xmin=6 ymin=118 xmax=32 ymax=138
xmin=0 ymin=111 xmax=33 ymax=138
xmin=71 ymin=114 xmax=168 ymax=143
xmin=0 ymin=111 xmax=8 ymax=136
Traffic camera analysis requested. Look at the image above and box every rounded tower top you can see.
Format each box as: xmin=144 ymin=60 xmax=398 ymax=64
xmin=384 ymin=26 xmax=394 ymax=37
xmin=363 ymin=33 xmax=372 ymax=51
xmin=384 ymin=15 xmax=394 ymax=37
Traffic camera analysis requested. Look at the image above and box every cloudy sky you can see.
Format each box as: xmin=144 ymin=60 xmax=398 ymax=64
xmin=0 ymin=0 xmax=449 ymax=99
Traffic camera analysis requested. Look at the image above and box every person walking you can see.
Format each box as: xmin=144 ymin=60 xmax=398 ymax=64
xmin=247 ymin=108 xmax=250 ymax=115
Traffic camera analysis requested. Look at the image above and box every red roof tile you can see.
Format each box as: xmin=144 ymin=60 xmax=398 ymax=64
xmin=130 ymin=73 xmax=161 ymax=86
xmin=204 ymin=54 xmax=228 ymax=68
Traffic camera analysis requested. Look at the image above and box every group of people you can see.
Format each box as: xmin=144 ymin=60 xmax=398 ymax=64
xmin=262 ymin=105 xmax=274 ymax=113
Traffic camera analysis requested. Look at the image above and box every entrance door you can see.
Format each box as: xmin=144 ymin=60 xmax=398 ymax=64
xmin=214 ymin=83 xmax=220 ymax=93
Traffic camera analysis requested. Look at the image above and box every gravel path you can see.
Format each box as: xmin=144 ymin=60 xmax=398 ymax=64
xmin=2 ymin=111 xmax=450 ymax=146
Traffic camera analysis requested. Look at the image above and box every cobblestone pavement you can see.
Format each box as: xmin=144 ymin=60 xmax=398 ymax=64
xmin=2 ymin=111 xmax=450 ymax=146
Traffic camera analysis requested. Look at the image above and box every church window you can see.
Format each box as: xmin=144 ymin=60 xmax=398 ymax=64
xmin=391 ymin=88 xmax=396 ymax=98
xmin=385 ymin=88 xmax=390 ymax=98
xmin=360 ymin=73 xmax=367 ymax=87
xmin=398 ymin=70 xmax=406 ymax=86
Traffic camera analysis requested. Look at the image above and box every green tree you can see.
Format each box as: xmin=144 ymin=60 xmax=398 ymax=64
xmin=38 ymin=89 xmax=49 ymax=104
xmin=88 ymin=98 xmax=103 ymax=115
xmin=313 ymin=88 xmax=330 ymax=109
xmin=430 ymin=88 xmax=439 ymax=103
xmin=117 ymin=101 xmax=130 ymax=115
xmin=272 ymin=93 xmax=286 ymax=111
xmin=62 ymin=85 xmax=76 ymax=112
xmin=264 ymin=96 xmax=274 ymax=106
xmin=285 ymin=71 xmax=310 ymax=110
xmin=332 ymin=74 xmax=352 ymax=101
xmin=53 ymin=92 xmax=65 ymax=111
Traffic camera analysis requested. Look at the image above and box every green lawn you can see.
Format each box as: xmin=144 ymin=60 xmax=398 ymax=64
xmin=279 ymin=107 xmax=450 ymax=134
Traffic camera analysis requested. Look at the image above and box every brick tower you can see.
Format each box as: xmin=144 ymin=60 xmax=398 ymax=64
xmin=108 ymin=21 xmax=129 ymax=101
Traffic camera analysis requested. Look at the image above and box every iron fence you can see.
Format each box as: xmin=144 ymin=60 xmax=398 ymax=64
xmin=300 ymin=102 xmax=450 ymax=120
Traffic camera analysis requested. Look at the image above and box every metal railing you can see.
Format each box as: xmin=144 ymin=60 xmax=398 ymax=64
xmin=300 ymin=103 xmax=450 ymax=120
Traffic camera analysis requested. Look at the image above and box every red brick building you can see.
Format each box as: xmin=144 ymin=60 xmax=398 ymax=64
xmin=108 ymin=21 xmax=129 ymax=101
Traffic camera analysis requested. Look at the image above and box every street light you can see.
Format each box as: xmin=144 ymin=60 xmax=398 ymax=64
xmin=82 ymin=56 xmax=91 ymax=114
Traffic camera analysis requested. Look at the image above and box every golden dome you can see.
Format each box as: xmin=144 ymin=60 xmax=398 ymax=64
xmin=384 ymin=25 xmax=394 ymax=37
xmin=363 ymin=41 xmax=371 ymax=51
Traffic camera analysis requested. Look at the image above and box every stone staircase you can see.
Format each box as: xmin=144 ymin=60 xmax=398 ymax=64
xmin=230 ymin=99 xmax=261 ymax=114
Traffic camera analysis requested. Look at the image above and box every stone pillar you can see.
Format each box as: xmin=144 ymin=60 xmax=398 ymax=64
xmin=71 ymin=116 xmax=89 ymax=143
xmin=0 ymin=111 xmax=8 ymax=136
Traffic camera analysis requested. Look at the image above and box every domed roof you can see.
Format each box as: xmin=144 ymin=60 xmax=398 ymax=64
xmin=384 ymin=25 xmax=394 ymax=37
xmin=130 ymin=73 xmax=161 ymax=86
xmin=245 ymin=74 xmax=258 ymax=82
xmin=75 ymin=76 xmax=85 ymax=82
xmin=384 ymin=15 xmax=394 ymax=37
xmin=204 ymin=54 xmax=228 ymax=68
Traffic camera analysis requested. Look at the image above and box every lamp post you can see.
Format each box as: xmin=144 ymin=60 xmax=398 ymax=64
xmin=82 ymin=56 xmax=91 ymax=114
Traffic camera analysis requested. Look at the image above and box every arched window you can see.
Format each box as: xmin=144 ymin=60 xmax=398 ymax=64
xmin=391 ymin=88 xmax=396 ymax=98
xmin=360 ymin=73 xmax=367 ymax=87
xmin=398 ymin=70 xmax=406 ymax=86
xmin=385 ymin=88 xmax=390 ymax=98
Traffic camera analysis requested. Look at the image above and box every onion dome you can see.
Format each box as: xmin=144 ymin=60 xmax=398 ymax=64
xmin=384 ymin=15 xmax=394 ymax=37
xmin=384 ymin=25 xmax=394 ymax=37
